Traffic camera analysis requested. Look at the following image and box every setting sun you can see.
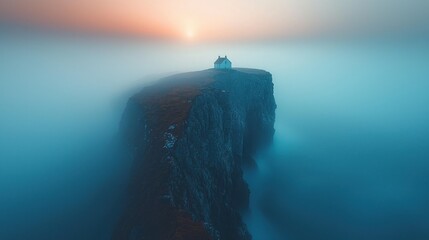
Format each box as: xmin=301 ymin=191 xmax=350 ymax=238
xmin=185 ymin=28 xmax=195 ymax=40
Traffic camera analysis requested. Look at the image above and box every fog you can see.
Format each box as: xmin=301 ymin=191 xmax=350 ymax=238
xmin=1 ymin=34 xmax=428 ymax=239
xmin=245 ymin=41 xmax=429 ymax=240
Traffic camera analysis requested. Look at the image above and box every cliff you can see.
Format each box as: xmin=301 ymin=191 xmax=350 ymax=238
xmin=115 ymin=68 xmax=276 ymax=240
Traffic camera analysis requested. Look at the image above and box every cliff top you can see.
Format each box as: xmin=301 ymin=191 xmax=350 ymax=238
xmin=134 ymin=68 xmax=269 ymax=98
xmin=131 ymin=68 xmax=271 ymax=137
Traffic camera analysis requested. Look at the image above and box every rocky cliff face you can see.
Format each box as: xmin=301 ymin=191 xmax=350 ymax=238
xmin=115 ymin=68 xmax=276 ymax=240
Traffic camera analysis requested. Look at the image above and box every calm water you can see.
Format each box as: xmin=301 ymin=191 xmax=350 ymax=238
xmin=0 ymin=35 xmax=428 ymax=239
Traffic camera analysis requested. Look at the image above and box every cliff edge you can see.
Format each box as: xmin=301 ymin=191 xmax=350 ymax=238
xmin=115 ymin=68 xmax=276 ymax=240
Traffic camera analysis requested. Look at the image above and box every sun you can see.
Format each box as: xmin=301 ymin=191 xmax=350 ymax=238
xmin=185 ymin=28 xmax=195 ymax=40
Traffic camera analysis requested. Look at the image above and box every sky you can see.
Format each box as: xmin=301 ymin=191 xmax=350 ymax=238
xmin=1 ymin=0 xmax=428 ymax=41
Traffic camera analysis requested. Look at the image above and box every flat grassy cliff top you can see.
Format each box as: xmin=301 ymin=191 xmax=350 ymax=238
xmin=131 ymin=68 xmax=270 ymax=136
xmin=134 ymin=68 xmax=269 ymax=101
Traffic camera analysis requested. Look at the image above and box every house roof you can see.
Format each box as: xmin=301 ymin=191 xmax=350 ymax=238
xmin=214 ymin=57 xmax=230 ymax=64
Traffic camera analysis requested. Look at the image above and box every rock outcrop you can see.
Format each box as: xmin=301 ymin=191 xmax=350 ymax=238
xmin=115 ymin=68 xmax=276 ymax=240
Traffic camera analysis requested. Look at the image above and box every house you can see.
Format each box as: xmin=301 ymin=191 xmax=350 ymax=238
xmin=214 ymin=56 xmax=232 ymax=69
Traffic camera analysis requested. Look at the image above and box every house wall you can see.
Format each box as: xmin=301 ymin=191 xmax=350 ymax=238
xmin=215 ymin=60 xmax=232 ymax=69
xmin=224 ymin=61 xmax=232 ymax=69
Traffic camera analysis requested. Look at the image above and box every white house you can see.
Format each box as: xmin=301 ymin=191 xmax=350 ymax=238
xmin=214 ymin=56 xmax=232 ymax=69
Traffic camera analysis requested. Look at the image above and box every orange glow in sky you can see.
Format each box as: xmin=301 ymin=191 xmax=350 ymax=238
xmin=0 ymin=0 xmax=316 ymax=41
xmin=1 ymin=0 xmax=428 ymax=41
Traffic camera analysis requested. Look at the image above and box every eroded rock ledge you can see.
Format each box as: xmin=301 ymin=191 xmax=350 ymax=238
xmin=115 ymin=68 xmax=276 ymax=240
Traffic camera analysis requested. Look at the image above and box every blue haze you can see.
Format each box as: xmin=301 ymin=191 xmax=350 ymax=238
xmin=0 ymin=34 xmax=428 ymax=239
